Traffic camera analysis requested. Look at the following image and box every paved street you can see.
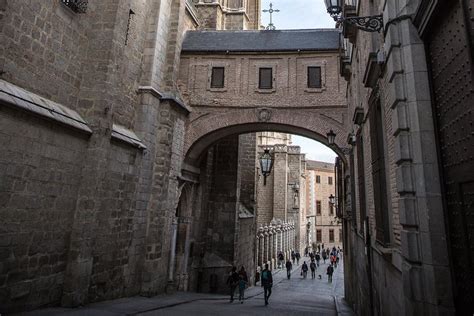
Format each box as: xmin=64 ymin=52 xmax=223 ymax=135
xmin=18 ymin=256 xmax=353 ymax=316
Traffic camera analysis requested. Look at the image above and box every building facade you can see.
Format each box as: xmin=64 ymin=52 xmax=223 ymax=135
xmin=0 ymin=1 xmax=346 ymax=312
xmin=305 ymin=160 xmax=342 ymax=250
xmin=340 ymin=0 xmax=473 ymax=315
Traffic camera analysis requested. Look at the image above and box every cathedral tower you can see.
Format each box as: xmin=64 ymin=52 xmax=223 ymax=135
xmin=192 ymin=0 xmax=261 ymax=30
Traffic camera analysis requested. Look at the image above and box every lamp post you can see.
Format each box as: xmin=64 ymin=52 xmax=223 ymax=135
xmin=324 ymin=0 xmax=384 ymax=33
xmin=259 ymin=149 xmax=274 ymax=185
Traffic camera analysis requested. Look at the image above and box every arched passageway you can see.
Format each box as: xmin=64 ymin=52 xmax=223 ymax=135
xmin=170 ymin=121 xmax=350 ymax=302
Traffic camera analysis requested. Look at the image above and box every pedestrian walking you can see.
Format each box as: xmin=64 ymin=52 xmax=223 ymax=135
xmin=239 ymin=266 xmax=248 ymax=282
xmin=315 ymin=252 xmax=321 ymax=267
xmin=285 ymin=259 xmax=293 ymax=279
xmin=296 ymin=252 xmax=301 ymax=264
xmin=310 ymin=261 xmax=316 ymax=279
xmin=261 ymin=264 xmax=273 ymax=306
xmin=322 ymin=251 xmax=327 ymax=263
xmin=327 ymin=265 xmax=334 ymax=283
xmin=226 ymin=266 xmax=239 ymax=302
xmin=291 ymin=251 xmax=296 ymax=264
xmin=278 ymin=252 xmax=284 ymax=268
xmin=238 ymin=274 xmax=247 ymax=304
xmin=301 ymin=261 xmax=308 ymax=279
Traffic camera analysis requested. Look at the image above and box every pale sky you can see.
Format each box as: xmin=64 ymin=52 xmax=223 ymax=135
xmin=261 ymin=0 xmax=335 ymax=30
xmin=261 ymin=0 xmax=338 ymax=164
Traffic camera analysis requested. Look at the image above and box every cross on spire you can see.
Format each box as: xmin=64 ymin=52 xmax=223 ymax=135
xmin=263 ymin=2 xmax=280 ymax=30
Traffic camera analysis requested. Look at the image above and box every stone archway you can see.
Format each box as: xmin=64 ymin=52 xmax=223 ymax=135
xmin=183 ymin=106 xmax=349 ymax=168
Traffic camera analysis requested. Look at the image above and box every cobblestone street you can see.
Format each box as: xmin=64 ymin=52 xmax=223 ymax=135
xmin=19 ymin=256 xmax=353 ymax=316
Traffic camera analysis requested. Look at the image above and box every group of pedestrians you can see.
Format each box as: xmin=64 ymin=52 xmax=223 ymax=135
xmin=226 ymin=246 xmax=342 ymax=306
xmin=226 ymin=266 xmax=249 ymax=303
xmin=294 ymin=246 xmax=342 ymax=283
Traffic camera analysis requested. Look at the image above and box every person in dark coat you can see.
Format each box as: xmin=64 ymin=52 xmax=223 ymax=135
xmin=261 ymin=264 xmax=273 ymax=306
xmin=226 ymin=266 xmax=239 ymax=302
xmin=285 ymin=259 xmax=293 ymax=279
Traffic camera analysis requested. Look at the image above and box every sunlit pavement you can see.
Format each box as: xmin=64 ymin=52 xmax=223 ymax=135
xmin=19 ymin=256 xmax=353 ymax=316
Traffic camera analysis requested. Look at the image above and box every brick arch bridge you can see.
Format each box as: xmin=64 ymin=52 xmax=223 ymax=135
xmin=183 ymin=107 xmax=349 ymax=168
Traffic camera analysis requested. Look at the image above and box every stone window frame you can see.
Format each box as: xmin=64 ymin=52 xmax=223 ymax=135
xmin=207 ymin=62 xmax=229 ymax=92
xmin=328 ymin=176 xmax=333 ymax=185
xmin=210 ymin=67 xmax=225 ymax=89
xmin=316 ymin=200 xmax=322 ymax=215
xmin=254 ymin=63 xmax=277 ymax=94
xmin=329 ymin=229 xmax=335 ymax=242
xmin=301 ymin=60 xmax=327 ymax=93
xmin=316 ymin=175 xmax=321 ymax=183
xmin=316 ymin=229 xmax=322 ymax=242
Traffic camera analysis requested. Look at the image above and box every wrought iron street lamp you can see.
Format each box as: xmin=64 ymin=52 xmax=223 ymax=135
xmin=329 ymin=194 xmax=335 ymax=205
xmin=327 ymin=130 xmax=336 ymax=145
xmin=259 ymin=149 xmax=274 ymax=185
xmin=324 ymin=0 xmax=384 ymax=32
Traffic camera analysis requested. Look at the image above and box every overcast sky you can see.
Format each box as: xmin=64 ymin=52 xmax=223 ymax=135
xmin=261 ymin=0 xmax=338 ymax=163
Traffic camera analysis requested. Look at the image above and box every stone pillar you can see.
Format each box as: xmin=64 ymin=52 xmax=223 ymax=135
xmin=277 ymin=224 xmax=282 ymax=256
xmin=255 ymin=234 xmax=260 ymax=270
xmin=263 ymin=225 xmax=269 ymax=265
xmin=259 ymin=226 xmax=264 ymax=267
xmin=166 ymin=217 xmax=178 ymax=293
xmin=274 ymin=226 xmax=278 ymax=266
xmin=268 ymin=226 xmax=274 ymax=269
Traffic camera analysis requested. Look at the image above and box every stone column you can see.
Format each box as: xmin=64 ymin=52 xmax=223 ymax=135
xmin=274 ymin=226 xmax=278 ymax=266
xmin=268 ymin=225 xmax=274 ymax=269
xmin=259 ymin=226 xmax=264 ymax=267
xmin=166 ymin=217 xmax=178 ymax=293
xmin=263 ymin=225 xmax=269 ymax=265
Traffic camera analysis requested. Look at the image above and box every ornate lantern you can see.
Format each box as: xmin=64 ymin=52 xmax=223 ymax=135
xmin=259 ymin=149 xmax=274 ymax=185
xmin=327 ymin=130 xmax=336 ymax=145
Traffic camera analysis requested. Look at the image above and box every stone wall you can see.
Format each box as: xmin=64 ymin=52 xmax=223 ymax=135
xmin=0 ymin=0 xmax=191 ymax=312
xmin=342 ymin=0 xmax=454 ymax=314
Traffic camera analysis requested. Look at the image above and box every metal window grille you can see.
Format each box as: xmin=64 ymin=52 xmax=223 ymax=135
xmin=61 ymin=0 xmax=88 ymax=13
xmin=259 ymin=68 xmax=273 ymax=89
xmin=211 ymin=67 xmax=225 ymax=88
xmin=307 ymin=66 xmax=322 ymax=88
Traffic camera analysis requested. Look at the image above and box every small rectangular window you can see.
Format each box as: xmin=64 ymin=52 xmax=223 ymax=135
xmin=329 ymin=229 xmax=334 ymax=242
xmin=316 ymin=229 xmax=322 ymax=242
xmin=329 ymin=202 xmax=334 ymax=216
xmin=259 ymin=68 xmax=273 ymax=89
xmin=316 ymin=175 xmax=321 ymax=183
xmin=316 ymin=200 xmax=322 ymax=215
xmin=307 ymin=66 xmax=321 ymax=88
xmin=211 ymin=67 xmax=225 ymax=88
xmin=328 ymin=176 xmax=333 ymax=185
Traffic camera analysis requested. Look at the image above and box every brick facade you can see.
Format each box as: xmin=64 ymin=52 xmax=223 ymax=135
xmin=305 ymin=161 xmax=342 ymax=250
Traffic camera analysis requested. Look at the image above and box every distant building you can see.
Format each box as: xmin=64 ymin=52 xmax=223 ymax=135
xmin=305 ymin=160 xmax=341 ymax=250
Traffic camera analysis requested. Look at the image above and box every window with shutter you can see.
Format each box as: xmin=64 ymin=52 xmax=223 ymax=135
xmin=307 ymin=66 xmax=322 ymax=88
xmin=316 ymin=175 xmax=321 ymax=183
xmin=328 ymin=176 xmax=333 ymax=185
xmin=211 ymin=67 xmax=225 ymax=88
xmin=316 ymin=200 xmax=322 ymax=215
xmin=259 ymin=68 xmax=273 ymax=89
xmin=316 ymin=229 xmax=322 ymax=242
